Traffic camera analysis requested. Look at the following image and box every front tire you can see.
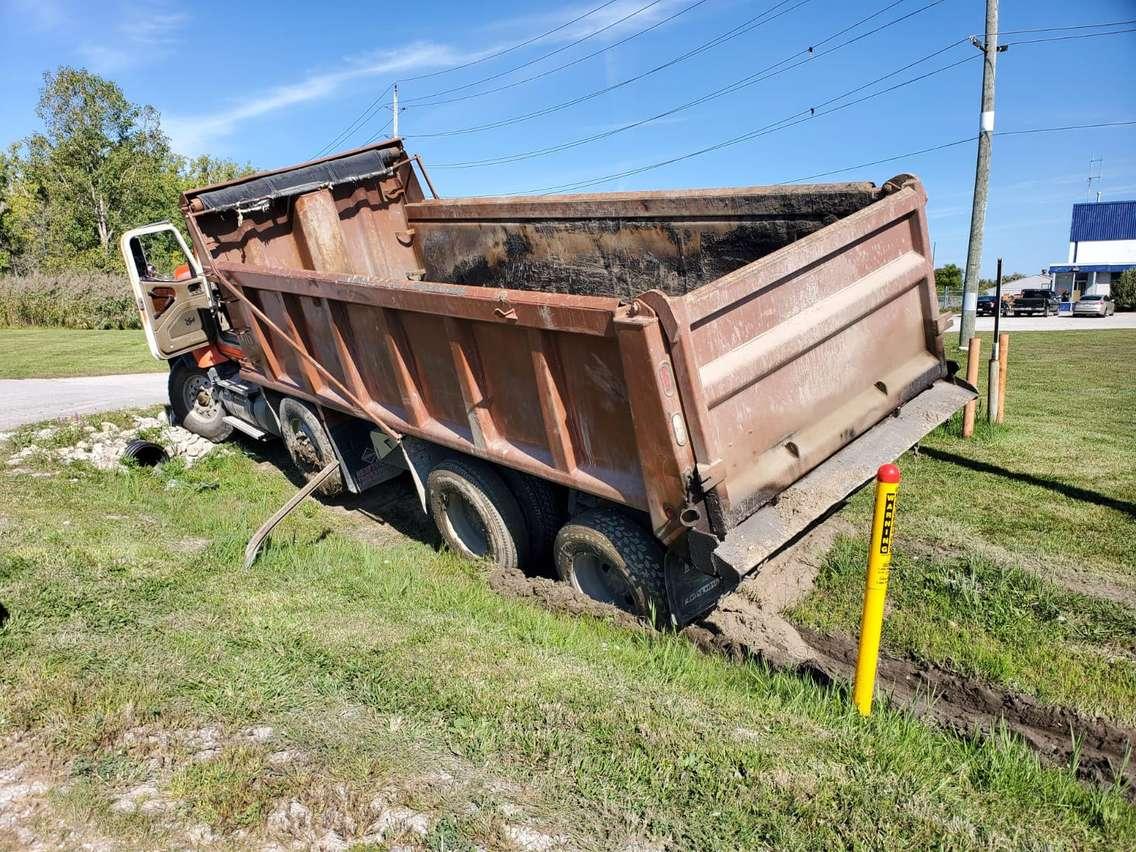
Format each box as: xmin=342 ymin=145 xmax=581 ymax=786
xmin=168 ymin=358 xmax=232 ymax=443
xmin=427 ymin=458 xmax=528 ymax=571
xmin=554 ymin=509 xmax=668 ymax=625
xmin=278 ymin=398 xmax=344 ymax=497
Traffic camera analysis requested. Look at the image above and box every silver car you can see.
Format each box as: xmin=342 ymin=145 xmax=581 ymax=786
xmin=1073 ymin=295 xmax=1116 ymax=316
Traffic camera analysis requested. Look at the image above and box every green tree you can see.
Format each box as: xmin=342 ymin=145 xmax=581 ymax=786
xmin=1113 ymin=269 xmax=1136 ymax=311
xmin=17 ymin=67 xmax=178 ymax=270
xmin=5 ymin=67 xmax=253 ymax=273
xmin=934 ymin=263 xmax=962 ymax=295
xmin=177 ymin=154 xmax=253 ymax=194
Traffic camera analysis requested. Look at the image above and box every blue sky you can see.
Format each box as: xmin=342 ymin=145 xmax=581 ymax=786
xmin=2 ymin=0 xmax=1134 ymax=275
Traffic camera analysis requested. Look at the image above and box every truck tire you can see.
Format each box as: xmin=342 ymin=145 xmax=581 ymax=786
xmin=427 ymin=458 xmax=528 ymax=571
xmin=169 ymin=358 xmax=233 ymax=443
xmin=278 ymin=398 xmax=344 ymax=497
xmin=501 ymin=469 xmax=563 ymax=575
xmin=554 ymin=509 xmax=668 ymax=625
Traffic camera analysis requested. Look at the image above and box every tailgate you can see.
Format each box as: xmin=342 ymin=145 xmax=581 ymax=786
xmin=644 ymin=176 xmax=946 ymax=530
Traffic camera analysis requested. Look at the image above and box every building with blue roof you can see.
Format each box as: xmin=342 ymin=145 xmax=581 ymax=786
xmin=1048 ymin=200 xmax=1136 ymax=298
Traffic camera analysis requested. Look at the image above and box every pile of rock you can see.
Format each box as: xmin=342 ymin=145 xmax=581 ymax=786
xmin=6 ymin=416 xmax=222 ymax=472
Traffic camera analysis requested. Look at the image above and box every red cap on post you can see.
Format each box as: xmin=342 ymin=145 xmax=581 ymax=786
xmin=876 ymin=463 xmax=901 ymax=484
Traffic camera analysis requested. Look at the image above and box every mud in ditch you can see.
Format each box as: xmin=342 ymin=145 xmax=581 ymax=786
xmin=486 ymin=565 xmax=651 ymax=634
xmin=798 ymin=629 xmax=1136 ymax=790
xmin=475 ymin=518 xmax=1136 ymax=791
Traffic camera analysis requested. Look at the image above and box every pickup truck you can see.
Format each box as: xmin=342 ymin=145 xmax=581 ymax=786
xmin=120 ymin=139 xmax=973 ymax=626
xmin=1012 ymin=288 xmax=1059 ymax=317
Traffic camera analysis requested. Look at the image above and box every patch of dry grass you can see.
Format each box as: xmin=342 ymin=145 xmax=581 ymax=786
xmin=0 ymin=271 xmax=138 ymax=329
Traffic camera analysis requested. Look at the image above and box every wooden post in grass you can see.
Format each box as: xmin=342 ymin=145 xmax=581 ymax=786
xmin=962 ymin=336 xmax=982 ymax=437
xmin=853 ymin=463 xmax=901 ymax=716
xmin=996 ymin=332 xmax=1009 ymax=424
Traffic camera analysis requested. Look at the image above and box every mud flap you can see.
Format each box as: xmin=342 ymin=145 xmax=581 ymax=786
xmin=323 ymin=416 xmax=404 ymax=494
xmin=666 ymin=379 xmax=976 ymax=627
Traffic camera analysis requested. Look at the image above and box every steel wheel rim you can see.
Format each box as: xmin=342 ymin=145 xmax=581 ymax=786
xmin=183 ymin=374 xmax=216 ymax=416
xmin=571 ymin=551 xmax=636 ymax=611
xmin=441 ymin=489 xmax=490 ymax=558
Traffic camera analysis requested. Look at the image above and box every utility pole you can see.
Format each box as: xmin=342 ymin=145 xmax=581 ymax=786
xmin=392 ymin=83 xmax=400 ymax=138
xmin=958 ymin=0 xmax=1002 ymax=350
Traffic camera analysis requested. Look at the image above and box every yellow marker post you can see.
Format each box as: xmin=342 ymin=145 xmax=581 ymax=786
xmin=853 ymin=463 xmax=901 ymax=716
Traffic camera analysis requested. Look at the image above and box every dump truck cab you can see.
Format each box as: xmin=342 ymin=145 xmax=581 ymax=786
xmin=121 ymin=140 xmax=973 ymax=626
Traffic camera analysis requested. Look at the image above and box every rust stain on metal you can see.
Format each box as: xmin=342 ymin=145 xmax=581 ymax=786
xmin=180 ymin=141 xmax=954 ymax=542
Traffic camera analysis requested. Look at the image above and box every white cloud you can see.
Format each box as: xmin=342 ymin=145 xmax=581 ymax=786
xmin=163 ymin=41 xmax=483 ymax=154
xmin=162 ymin=0 xmax=693 ymax=154
xmin=91 ymin=6 xmax=186 ymax=72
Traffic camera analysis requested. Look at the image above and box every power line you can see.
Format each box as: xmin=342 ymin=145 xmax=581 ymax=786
xmin=409 ymin=0 xmax=934 ymax=141
xmin=782 ymin=121 xmax=1136 ymax=183
xmin=427 ymin=0 xmax=952 ymax=165
xmin=313 ymin=0 xmax=629 ymax=156
xmin=1002 ymin=27 xmax=1136 ymax=47
xmin=403 ymin=0 xmax=784 ymax=111
xmin=516 ymin=50 xmax=979 ymax=194
xmin=479 ymin=23 xmax=1136 ymax=193
xmin=398 ymin=0 xmax=624 ymax=83
xmin=992 ymin=18 xmax=1135 ymax=36
xmin=399 ymin=0 xmax=670 ymax=106
xmin=364 ymin=116 xmax=394 ymax=145
xmin=314 ymin=81 xmax=394 ymax=158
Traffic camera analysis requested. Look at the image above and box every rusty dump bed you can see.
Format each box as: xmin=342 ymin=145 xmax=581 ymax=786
xmin=182 ymin=140 xmax=967 ymax=582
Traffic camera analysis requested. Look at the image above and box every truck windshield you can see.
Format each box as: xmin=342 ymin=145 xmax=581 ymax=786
xmin=1021 ymin=290 xmax=1050 ymax=298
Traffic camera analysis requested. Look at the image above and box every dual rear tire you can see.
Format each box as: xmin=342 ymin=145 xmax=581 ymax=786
xmin=425 ymin=456 xmax=668 ymax=623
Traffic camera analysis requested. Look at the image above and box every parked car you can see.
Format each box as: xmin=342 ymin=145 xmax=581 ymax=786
xmin=1073 ymin=294 xmax=1116 ymax=317
xmin=1012 ymin=288 xmax=1060 ymax=317
xmin=976 ymin=294 xmax=1009 ymax=316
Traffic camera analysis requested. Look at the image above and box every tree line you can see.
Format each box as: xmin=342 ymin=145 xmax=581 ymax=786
xmin=0 ymin=67 xmax=253 ymax=275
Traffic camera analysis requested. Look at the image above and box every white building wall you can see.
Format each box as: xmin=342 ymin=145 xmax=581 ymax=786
xmin=1067 ymin=238 xmax=1136 ymax=263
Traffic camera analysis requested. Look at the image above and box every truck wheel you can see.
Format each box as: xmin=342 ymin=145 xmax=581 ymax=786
xmin=169 ymin=358 xmax=232 ymax=443
xmin=554 ymin=509 xmax=668 ymax=625
xmin=278 ymin=398 xmax=343 ymax=497
xmin=501 ymin=469 xmax=563 ymax=575
xmin=427 ymin=458 xmax=528 ymax=570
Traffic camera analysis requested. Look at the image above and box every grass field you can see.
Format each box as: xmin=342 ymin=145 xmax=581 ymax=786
xmin=793 ymin=330 xmax=1136 ymax=725
xmin=0 ymin=328 xmax=164 ymax=378
xmin=0 ymin=332 xmax=1134 ymax=848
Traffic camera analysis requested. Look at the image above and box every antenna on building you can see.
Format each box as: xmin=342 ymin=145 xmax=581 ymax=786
xmin=1087 ymin=155 xmax=1103 ymax=202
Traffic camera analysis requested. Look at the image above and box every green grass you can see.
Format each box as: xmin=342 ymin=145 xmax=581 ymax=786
xmin=0 ymin=413 xmax=1133 ymax=847
xmin=0 ymin=328 xmax=165 ymax=378
xmin=793 ymin=330 xmax=1136 ymax=724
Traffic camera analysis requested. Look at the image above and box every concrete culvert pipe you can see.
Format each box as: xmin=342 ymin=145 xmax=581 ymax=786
xmin=121 ymin=439 xmax=170 ymax=468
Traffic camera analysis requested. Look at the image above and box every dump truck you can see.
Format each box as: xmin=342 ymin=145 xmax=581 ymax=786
xmin=120 ymin=139 xmax=974 ymax=626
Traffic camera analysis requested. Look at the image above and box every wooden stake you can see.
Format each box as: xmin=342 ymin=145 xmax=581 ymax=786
xmin=962 ymin=336 xmax=981 ymax=438
xmin=996 ymin=332 xmax=1009 ymax=424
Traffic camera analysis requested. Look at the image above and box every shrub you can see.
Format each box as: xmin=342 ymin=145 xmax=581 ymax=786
xmin=1113 ymin=269 xmax=1136 ymax=312
xmin=0 ymin=271 xmax=139 ymax=329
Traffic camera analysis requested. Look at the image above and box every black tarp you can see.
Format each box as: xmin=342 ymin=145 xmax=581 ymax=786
xmin=192 ymin=148 xmax=400 ymax=212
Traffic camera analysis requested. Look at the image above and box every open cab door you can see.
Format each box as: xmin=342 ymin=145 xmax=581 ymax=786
xmin=121 ymin=223 xmax=213 ymax=359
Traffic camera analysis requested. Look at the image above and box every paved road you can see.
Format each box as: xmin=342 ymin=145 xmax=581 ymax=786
xmin=0 ymin=372 xmax=168 ymax=431
xmin=946 ymin=313 xmax=1136 ymax=332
